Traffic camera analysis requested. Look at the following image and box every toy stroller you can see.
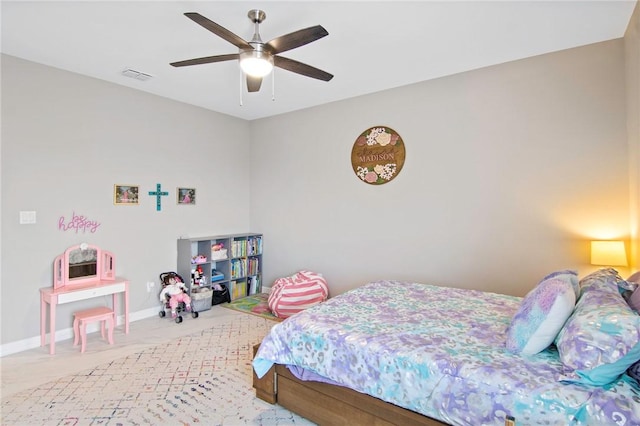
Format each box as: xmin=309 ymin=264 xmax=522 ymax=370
xmin=158 ymin=271 xmax=199 ymax=323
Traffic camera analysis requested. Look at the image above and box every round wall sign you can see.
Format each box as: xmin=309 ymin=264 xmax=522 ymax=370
xmin=351 ymin=126 xmax=405 ymax=185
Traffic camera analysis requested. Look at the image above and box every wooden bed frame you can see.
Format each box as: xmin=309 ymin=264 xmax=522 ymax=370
xmin=252 ymin=344 xmax=447 ymax=426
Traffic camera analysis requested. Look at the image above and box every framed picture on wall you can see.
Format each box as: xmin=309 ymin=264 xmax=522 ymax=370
xmin=114 ymin=184 xmax=140 ymax=205
xmin=177 ymin=187 xmax=196 ymax=205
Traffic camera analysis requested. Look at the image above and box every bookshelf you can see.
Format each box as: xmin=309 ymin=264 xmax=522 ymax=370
xmin=177 ymin=233 xmax=263 ymax=302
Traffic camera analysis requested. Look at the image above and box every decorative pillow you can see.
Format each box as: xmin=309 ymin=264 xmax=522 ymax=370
xmin=505 ymin=272 xmax=576 ymax=355
xmin=626 ymin=272 xmax=640 ymax=313
xmin=268 ymin=270 xmax=329 ymax=319
xmin=628 ymin=271 xmax=640 ymax=284
xmin=540 ymin=270 xmax=580 ymax=299
xmin=555 ymin=269 xmax=640 ymax=386
xmin=627 ymin=287 xmax=640 ymax=313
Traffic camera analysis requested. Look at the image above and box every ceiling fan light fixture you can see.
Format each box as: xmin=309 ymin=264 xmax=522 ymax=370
xmin=240 ymin=51 xmax=274 ymax=77
xmin=171 ymin=11 xmax=333 ymax=93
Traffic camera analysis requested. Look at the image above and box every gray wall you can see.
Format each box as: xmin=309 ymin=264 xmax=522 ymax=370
xmin=1 ymin=32 xmax=638 ymax=353
xmin=249 ymin=39 xmax=632 ymax=297
xmin=1 ymin=55 xmax=251 ymax=349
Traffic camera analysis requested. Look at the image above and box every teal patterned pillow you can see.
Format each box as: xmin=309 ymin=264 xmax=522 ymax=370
xmin=555 ymin=269 xmax=640 ymax=386
xmin=505 ymin=271 xmax=576 ymax=355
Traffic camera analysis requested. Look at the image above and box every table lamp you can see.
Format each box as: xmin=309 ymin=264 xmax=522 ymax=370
xmin=590 ymin=240 xmax=628 ymax=267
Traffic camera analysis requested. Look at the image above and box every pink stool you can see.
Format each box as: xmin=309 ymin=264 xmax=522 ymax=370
xmin=73 ymin=307 xmax=114 ymax=353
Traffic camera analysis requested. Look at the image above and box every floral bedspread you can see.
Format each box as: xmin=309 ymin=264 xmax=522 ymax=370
xmin=253 ymin=280 xmax=640 ymax=426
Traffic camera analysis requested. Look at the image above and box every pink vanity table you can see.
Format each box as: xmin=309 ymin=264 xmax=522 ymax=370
xmin=40 ymin=278 xmax=129 ymax=355
xmin=40 ymin=244 xmax=130 ymax=355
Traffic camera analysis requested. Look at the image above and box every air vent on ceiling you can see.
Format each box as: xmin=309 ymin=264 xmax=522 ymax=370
xmin=121 ymin=68 xmax=153 ymax=81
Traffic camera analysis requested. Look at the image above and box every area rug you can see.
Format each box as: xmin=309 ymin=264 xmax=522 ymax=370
xmin=1 ymin=314 xmax=311 ymax=425
xmin=222 ymin=293 xmax=282 ymax=322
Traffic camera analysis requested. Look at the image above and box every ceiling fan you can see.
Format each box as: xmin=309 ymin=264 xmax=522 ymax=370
xmin=170 ymin=10 xmax=334 ymax=93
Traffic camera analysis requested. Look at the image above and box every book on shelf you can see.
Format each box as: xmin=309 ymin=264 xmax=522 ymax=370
xmin=248 ymin=276 xmax=260 ymax=295
xmin=230 ymin=236 xmax=263 ymax=258
xmin=247 ymin=257 xmax=260 ymax=276
xmin=231 ymin=280 xmax=247 ymax=300
xmin=231 ymin=258 xmax=248 ymax=279
xmin=231 ymin=240 xmax=247 ymax=258
xmin=247 ymin=236 xmax=263 ymax=256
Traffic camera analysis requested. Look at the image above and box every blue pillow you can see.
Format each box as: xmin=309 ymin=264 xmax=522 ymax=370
xmin=505 ymin=272 xmax=576 ymax=355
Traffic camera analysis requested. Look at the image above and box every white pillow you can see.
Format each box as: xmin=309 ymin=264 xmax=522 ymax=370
xmin=505 ymin=272 xmax=577 ymax=355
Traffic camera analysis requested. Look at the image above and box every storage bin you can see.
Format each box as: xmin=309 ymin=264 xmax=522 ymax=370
xmin=211 ymin=249 xmax=228 ymax=260
xmin=191 ymin=288 xmax=213 ymax=312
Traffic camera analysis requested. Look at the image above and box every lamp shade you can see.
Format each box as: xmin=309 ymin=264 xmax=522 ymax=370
xmin=240 ymin=50 xmax=273 ymax=77
xmin=590 ymin=240 xmax=628 ymax=266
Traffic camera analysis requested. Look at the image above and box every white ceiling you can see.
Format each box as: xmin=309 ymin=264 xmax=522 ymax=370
xmin=1 ymin=1 xmax=636 ymax=121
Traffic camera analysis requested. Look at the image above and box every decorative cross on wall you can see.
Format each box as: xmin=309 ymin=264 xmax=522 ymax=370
xmin=148 ymin=183 xmax=169 ymax=211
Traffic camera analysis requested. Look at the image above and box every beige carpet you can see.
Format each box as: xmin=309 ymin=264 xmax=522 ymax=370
xmin=1 ymin=314 xmax=314 ymax=425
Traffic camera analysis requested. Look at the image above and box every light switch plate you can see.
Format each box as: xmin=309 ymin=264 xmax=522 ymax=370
xmin=19 ymin=211 xmax=36 ymax=224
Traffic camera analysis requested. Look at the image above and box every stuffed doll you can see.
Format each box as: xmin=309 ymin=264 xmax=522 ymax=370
xmin=159 ymin=273 xmax=192 ymax=318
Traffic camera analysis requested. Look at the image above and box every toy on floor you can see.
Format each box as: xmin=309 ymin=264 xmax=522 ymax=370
xmin=158 ymin=272 xmax=198 ymax=323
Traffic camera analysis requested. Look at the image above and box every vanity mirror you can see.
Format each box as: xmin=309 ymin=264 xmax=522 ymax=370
xmin=53 ymin=243 xmax=116 ymax=290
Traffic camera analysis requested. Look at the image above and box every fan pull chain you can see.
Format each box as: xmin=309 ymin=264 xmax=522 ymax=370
xmin=272 ymin=68 xmax=275 ymax=101
xmin=239 ymin=67 xmax=244 ymax=106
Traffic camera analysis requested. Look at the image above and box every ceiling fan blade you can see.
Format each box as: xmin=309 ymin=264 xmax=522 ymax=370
xmin=184 ymin=12 xmax=252 ymax=50
xmin=274 ymin=56 xmax=333 ymax=82
xmin=247 ymin=76 xmax=263 ymax=92
xmin=170 ymin=53 xmax=239 ymax=67
xmin=266 ymin=25 xmax=329 ymax=54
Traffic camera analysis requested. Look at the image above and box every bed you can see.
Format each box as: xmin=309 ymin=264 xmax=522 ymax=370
xmin=253 ymin=269 xmax=640 ymax=425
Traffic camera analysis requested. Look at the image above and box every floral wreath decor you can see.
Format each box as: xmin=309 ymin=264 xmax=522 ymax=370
xmin=351 ymin=126 xmax=406 ymax=185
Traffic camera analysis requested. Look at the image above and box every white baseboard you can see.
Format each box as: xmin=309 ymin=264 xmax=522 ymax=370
xmin=0 ymin=307 xmax=159 ymax=357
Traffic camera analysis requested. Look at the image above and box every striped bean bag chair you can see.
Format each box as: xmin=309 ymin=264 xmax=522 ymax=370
xmin=268 ymin=270 xmax=329 ymax=319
